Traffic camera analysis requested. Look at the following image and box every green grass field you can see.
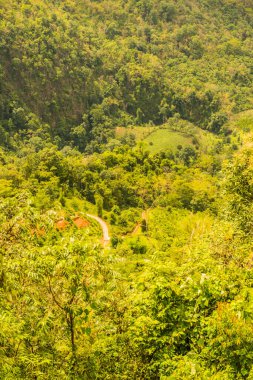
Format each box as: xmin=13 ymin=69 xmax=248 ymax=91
xmin=144 ymin=129 xmax=193 ymax=153
xmin=115 ymin=119 xmax=220 ymax=154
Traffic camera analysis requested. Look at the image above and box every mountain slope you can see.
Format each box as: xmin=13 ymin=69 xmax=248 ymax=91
xmin=0 ymin=0 xmax=253 ymax=150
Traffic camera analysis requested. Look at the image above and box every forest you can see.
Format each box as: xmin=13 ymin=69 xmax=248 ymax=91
xmin=1 ymin=0 xmax=253 ymax=379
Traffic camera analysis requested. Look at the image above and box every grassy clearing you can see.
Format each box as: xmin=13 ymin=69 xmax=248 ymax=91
xmin=144 ymin=129 xmax=193 ymax=153
xmin=115 ymin=118 xmax=220 ymax=154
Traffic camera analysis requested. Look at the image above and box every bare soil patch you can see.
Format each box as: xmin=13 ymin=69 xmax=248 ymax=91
xmin=55 ymin=219 xmax=69 ymax=230
xmin=73 ymin=217 xmax=89 ymax=229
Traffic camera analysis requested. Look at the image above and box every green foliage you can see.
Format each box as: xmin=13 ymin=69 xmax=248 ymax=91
xmin=223 ymin=143 xmax=253 ymax=232
xmin=1 ymin=132 xmax=253 ymax=378
xmin=1 ymin=1 xmax=253 ymax=379
xmin=1 ymin=0 xmax=253 ymax=151
xmin=93 ymin=194 xmax=103 ymax=217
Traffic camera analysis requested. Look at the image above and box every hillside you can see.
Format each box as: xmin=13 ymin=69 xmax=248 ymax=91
xmin=1 ymin=0 xmax=253 ymax=151
xmin=2 ymin=1 xmax=253 ymax=379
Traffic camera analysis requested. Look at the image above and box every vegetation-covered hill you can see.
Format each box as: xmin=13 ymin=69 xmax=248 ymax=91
xmin=2 ymin=1 xmax=253 ymax=379
xmin=1 ymin=0 xmax=253 ymax=151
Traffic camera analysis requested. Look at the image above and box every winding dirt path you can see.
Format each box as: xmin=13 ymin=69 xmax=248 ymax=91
xmin=87 ymin=214 xmax=110 ymax=245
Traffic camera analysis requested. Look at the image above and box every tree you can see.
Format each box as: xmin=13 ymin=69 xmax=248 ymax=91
xmin=95 ymin=194 xmax=103 ymax=217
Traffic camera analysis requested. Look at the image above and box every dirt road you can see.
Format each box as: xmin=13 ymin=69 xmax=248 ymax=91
xmin=87 ymin=214 xmax=110 ymax=244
